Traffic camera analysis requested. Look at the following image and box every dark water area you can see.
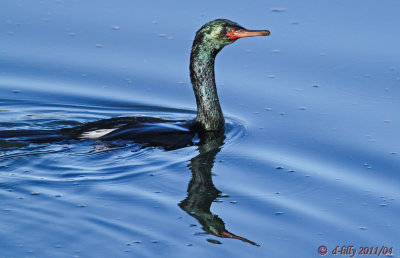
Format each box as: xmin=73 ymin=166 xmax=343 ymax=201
xmin=1 ymin=0 xmax=400 ymax=257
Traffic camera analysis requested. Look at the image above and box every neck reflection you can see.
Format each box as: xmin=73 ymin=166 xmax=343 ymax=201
xmin=179 ymin=130 xmax=259 ymax=246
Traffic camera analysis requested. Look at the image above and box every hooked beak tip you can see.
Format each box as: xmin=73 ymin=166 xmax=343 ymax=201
xmin=252 ymin=29 xmax=270 ymax=36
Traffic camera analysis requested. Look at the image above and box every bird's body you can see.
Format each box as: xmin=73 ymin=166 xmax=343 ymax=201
xmin=0 ymin=19 xmax=269 ymax=147
xmin=60 ymin=116 xmax=197 ymax=149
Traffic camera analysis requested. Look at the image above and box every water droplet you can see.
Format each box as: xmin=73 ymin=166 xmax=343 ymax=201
xmin=207 ymin=239 xmax=222 ymax=244
xmin=271 ymin=8 xmax=286 ymax=12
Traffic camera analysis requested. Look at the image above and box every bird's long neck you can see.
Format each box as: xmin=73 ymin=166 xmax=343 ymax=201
xmin=190 ymin=41 xmax=224 ymax=132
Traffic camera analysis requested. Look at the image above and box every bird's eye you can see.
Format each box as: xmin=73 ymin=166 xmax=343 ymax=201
xmin=226 ymin=27 xmax=236 ymax=40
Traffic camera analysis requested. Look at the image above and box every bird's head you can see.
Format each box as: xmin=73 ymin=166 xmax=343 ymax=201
xmin=193 ymin=19 xmax=270 ymax=53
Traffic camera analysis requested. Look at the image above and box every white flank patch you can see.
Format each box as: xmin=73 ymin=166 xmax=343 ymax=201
xmin=79 ymin=128 xmax=117 ymax=139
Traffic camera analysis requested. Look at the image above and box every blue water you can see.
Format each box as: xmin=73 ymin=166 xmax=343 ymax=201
xmin=1 ymin=0 xmax=399 ymax=257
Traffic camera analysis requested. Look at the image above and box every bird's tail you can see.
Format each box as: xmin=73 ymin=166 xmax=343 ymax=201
xmin=0 ymin=129 xmax=67 ymax=143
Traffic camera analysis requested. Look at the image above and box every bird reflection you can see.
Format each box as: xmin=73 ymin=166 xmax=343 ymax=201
xmin=0 ymin=120 xmax=259 ymax=246
xmin=179 ymin=131 xmax=259 ymax=246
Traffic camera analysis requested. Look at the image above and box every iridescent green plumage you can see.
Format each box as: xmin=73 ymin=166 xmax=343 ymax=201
xmin=190 ymin=20 xmax=241 ymax=131
xmin=190 ymin=19 xmax=269 ymax=131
